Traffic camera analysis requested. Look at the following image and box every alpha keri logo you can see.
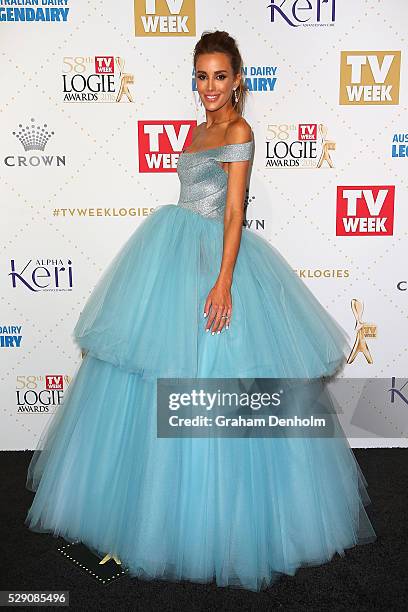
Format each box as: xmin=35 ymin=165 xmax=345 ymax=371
xmin=8 ymin=259 xmax=74 ymax=292
xmin=336 ymin=186 xmax=395 ymax=236
xmin=267 ymin=0 xmax=336 ymax=27
xmin=134 ymin=0 xmax=196 ymax=36
xmin=339 ymin=51 xmax=401 ymax=105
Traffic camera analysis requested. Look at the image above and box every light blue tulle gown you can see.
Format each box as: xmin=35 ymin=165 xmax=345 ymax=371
xmin=25 ymin=134 xmax=376 ymax=592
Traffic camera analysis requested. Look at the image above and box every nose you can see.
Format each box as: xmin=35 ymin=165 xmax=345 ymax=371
xmin=206 ymin=76 xmax=217 ymax=92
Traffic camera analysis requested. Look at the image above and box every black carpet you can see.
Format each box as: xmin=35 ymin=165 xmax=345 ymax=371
xmin=2 ymin=449 xmax=406 ymax=611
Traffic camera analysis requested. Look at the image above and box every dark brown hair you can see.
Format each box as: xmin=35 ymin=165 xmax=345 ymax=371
xmin=193 ymin=30 xmax=248 ymax=116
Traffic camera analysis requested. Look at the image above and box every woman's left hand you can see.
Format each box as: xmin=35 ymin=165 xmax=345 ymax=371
xmin=203 ymin=279 xmax=232 ymax=334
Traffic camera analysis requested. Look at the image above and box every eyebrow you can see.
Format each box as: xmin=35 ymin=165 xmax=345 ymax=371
xmin=195 ymin=70 xmax=228 ymax=74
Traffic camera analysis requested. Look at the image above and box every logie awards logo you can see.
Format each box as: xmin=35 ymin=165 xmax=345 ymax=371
xmin=62 ymin=56 xmax=134 ymax=103
xmin=264 ymin=123 xmax=336 ymax=169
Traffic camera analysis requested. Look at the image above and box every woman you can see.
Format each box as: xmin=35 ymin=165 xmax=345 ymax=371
xmin=25 ymin=30 xmax=376 ymax=592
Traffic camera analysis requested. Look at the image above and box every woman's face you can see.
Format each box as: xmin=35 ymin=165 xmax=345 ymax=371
xmin=195 ymin=52 xmax=240 ymax=112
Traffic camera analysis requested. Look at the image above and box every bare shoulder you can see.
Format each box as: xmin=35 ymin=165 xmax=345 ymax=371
xmin=225 ymin=118 xmax=253 ymax=146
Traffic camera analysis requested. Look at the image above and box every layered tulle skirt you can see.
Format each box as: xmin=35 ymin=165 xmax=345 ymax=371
xmin=25 ymin=204 xmax=376 ymax=591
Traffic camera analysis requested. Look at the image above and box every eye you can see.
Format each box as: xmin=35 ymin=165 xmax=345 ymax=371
xmin=196 ymin=74 xmax=227 ymax=80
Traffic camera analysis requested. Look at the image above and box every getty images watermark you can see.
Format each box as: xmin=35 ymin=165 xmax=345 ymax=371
xmin=156 ymin=377 xmax=408 ymax=438
xmin=157 ymin=378 xmax=346 ymax=438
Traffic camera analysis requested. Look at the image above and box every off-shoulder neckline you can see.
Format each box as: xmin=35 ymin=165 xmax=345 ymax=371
xmin=181 ymin=134 xmax=254 ymax=156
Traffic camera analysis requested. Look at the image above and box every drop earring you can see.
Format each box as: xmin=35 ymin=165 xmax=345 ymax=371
xmin=232 ymin=86 xmax=241 ymax=107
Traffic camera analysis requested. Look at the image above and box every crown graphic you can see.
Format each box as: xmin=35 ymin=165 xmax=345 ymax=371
xmin=12 ymin=118 xmax=54 ymax=151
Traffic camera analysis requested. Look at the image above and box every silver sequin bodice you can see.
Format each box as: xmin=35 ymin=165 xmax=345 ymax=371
xmin=176 ymin=136 xmax=254 ymax=222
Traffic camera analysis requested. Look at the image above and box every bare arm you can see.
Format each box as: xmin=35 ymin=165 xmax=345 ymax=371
xmin=219 ymin=122 xmax=252 ymax=285
xmin=204 ymin=121 xmax=252 ymax=333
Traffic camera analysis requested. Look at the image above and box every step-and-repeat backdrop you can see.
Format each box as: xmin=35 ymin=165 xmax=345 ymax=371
xmin=1 ymin=1 xmax=407 ymax=449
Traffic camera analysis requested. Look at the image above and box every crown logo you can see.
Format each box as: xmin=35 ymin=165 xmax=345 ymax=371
xmin=12 ymin=118 xmax=54 ymax=151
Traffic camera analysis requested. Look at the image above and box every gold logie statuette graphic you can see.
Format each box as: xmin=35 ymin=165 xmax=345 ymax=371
xmin=347 ymin=299 xmax=377 ymax=364
xmin=316 ymin=123 xmax=336 ymax=168
xmin=115 ymin=57 xmax=134 ymax=103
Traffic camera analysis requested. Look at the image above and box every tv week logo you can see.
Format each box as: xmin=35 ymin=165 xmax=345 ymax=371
xmin=134 ymin=0 xmax=196 ymax=36
xmin=298 ymin=124 xmax=317 ymax=140
xmin=336 ymin=186 xmax=395 ymax=236
xmin=45 ymin=375 xmax=64 ymax=390
xmin=339 ymin=51 xmax=401 ymax=105
xmin=138 ymin=120 xmax=196 ymax=172
xmin=95 ymin=56 xmax=114 ymax=73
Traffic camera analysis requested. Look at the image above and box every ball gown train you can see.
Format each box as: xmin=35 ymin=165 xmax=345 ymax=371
xmin=25 ymin=134 xmax=376 ymax=592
